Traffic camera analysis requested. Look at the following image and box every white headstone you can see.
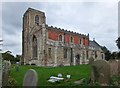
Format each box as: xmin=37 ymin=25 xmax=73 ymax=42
xmin=66 ymin=75 xmax=71 ymax=79
xmin=58 ymin=73 xmax=62 ymax=78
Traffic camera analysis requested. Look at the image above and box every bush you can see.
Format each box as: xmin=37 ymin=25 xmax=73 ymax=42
xmin=110 ymin=76 xmax=120 ymax=86
xmin=7 ymin=76 xmax=17 ymax=86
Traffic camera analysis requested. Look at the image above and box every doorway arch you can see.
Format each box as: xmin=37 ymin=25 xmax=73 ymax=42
xmin=75 ymin=54 xmax=80 ymax=65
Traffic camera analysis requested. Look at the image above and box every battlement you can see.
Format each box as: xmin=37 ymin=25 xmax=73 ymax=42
xmin=23 ymin=8 xmax=45 ymax=16
xmin=47 ymin=25 xmax=89 ymax=38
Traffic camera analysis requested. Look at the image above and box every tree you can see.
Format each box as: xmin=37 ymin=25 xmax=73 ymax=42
xmin=116 ymin=37 xmax=120 ymax=59
xmin=15 ymin=55 xmax=21 ymax=62
xmin=2 ymin=51 xmax=15 ymax=64
xmin=101 ymin=46 xmax=111 ymax=61
xmin=111 ymin=52 xmax=117 ymax=59
xmin=116 ymin=37 xmax=120 ymax=49
xmin=117 ymin=52 xmax=120 ymax=59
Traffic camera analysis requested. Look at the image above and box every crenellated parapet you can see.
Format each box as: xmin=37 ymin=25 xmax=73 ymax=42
xmin=47 ymin=25 xmax=89 ymax=38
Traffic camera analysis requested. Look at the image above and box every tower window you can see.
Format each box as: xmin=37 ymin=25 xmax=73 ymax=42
xmin=59 ymin=35 xmax=62 ymax=41
xmin=35 ymin=15 xmax=39 ymax=25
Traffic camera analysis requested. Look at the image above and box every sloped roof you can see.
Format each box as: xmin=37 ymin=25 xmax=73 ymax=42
xmin=89 ymin=40 xmax=101 ymax=49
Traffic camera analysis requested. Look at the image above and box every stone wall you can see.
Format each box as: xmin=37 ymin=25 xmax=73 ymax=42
xmin=22 ymin=8 xmax=46 ymax=65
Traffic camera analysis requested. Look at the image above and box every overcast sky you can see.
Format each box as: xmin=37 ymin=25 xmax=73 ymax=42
xmin=1 ymin=1 xmax=119 ymax=55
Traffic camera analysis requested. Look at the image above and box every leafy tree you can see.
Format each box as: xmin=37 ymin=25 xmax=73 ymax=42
xmin=15 ymin=55 xmax=21 ymax=62
xmin=2 ymin=51 xmax=15 ymax=64
xmin=116 ymin=37 xmax=120 ymax=49
xmin=101 ymin=46 xmax=111 ymax=61
xmin=117 ymin=52 xmax=120 ymax=59
xmin=116 ymin=37 xmax=120 ymax=59
xmin=111 ymin=52 xmax=117 ymax=59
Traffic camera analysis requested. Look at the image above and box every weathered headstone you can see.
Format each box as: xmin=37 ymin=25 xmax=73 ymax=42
xmin=109 ymin=59 xmax=119 ymax=76
xmin=23 ymin=69 xmax=38 ymax=87
xmin=16 ymin=62 xmax=20 ymax=72
xmin=91 ymin=60 xmax=110 ymax=85
xmin=2 ymin=60 xmax=11 ymax=86
xmin=119 ymin=60 xmax=120 ymax=75
xmin=0 ymin=53 xmax=2 ymax=87
xmin=16 ymin=65 xmax=19 ymax=72
xmin=89 ymin=57 xmax=94 ymax=65
xmin=118 ymin=60 xmax=120 ymax=84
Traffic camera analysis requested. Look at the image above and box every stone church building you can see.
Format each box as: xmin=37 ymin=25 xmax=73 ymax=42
xmin=21 ymin=8 xmax=105 ymax=66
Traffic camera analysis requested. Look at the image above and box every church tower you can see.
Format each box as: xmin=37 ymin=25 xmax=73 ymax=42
xmin=22 ymin=8 xmax=46 ymax=65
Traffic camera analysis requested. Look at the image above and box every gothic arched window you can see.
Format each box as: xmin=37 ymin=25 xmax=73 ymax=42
xmin=33 ymin=35 xmax=37 ymax=59
xmin=70 ymin=36 xmax=73 ymax=43
xmin=35 ymin=15 xmax=39 ymax=25
xmin=59 ymin=35 xmax=62 ymax=41
xmin=79 ymin=39 xmax=82 ymax=44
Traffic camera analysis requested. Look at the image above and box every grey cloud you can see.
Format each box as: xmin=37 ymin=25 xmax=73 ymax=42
xmin=3 ymin=32 xmax=21 ymax=46
xmin=2 ymin=2 xmax=44 ymax=54
xmin=2 ymin=2 xmax=118 ymax=55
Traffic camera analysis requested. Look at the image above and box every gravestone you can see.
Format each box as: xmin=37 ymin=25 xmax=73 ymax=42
xmin=0 ymin=53 xmax=2 ymax=87
xmin=16 ymin=65 xmax=19 ymax=72
xmin=58 ymin=73 xmax=62 ymax=78
xmin=2 ymin=60 xmax=11 ymax=86
xmin=91 ymin=60 xmax=110 ymax=85
xmin=66 ymin=74 xmax=71 ymax=79
xmin=23 ymin=69 xmax=38 ymax=87
xmin=109 ymin=59 xmax=119 ymax=76
xmin=89 ymin=57 xmax=94 ymax=65
xmin=16 ymin=62 xmax=20 ymax=72
xmin=118 ymin=60 xmax=120 ymax=76
xmin=118 ymin=60 xmax=120 ymax=84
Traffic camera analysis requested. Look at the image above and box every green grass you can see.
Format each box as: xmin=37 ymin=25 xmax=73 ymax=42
xmin=10 ymin=65 xmax=90 ymax=86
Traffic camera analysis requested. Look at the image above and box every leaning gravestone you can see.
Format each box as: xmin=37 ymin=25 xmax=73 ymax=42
xmin=91 ymin=60 xmax=110 ymax=86
xmin=23 ymin=69 xmax=38 ymax=87
xmin=109 ymin=59 xmax=119 ymax=76
xmin=0 ymin=53 xmax=2 ymax=87
xmin=89 ymin=57 xmax=94 ymax=65
xmin=118 ymin=60 xmax=120 ymax=76
xmin=118 ymin=60 xmax=120 ymax=84
xmin=2 ymin=60 xmax=11 ymax=86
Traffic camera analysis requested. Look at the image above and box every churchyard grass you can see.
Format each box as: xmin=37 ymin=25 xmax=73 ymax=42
xmin=10 ymin=64 xmax=90 ymax=86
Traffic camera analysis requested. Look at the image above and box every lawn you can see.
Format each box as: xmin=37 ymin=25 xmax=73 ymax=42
xmin=10 ymin=64 xmax=90 ymax=86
